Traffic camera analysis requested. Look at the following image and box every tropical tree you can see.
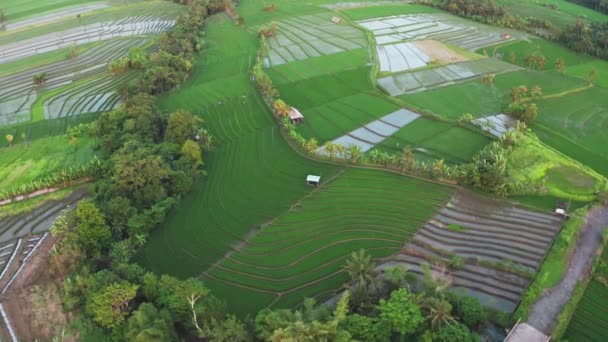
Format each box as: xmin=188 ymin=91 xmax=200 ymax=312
xmin=531 ymin=85 xmax=543 ymax=98
xmin=87 ymin=282 xmax=139 ymax=329
xmin=378 ymin=288 xmax=424 ymax=338
xmin=325 ymin=142 xmax=337 ymax=159
xmin=272 ymin=99 xmax=291 ymax=117
xmin=400 ymin=147 xmax=415 ymax=173
xmin=458 ymin=113 xmax=474 ymax=124
xmin=555 ymin=58 xmax=566 ymax=74
xmin=5 ymin=134 xmax=13 ymax=147
xmin=589 ymin=67 xmax=598 ymax=84
xmin=208 ymin=316 xmax=249 ymax=342
xmin=432 ymin=322 xmax=472 ymax=342
xmin=124 ymin=303 xmax=177 ymax=341
xmin=166 ymin=109 xmax=202 ymax=145
xmin=335 ymin=144 xmax=346 ymax=159
xmin=383 ymin=266 xmax=407 ymax=292
xmin=343 ymin=249 xmax=376 ymax=290
xmin=347 ymin=145 xmax=362 ymax=163
xmin=33 ymin=72 xmax=47 ymax=85
xmin=480 ymin=73 xmax=495 ymax=86
xmin=451 ymin=296 xmax=486 ymax=328
xmin=421 ymin=296 xmax=456 ymax=329
xmin=304 ymin=138 xmax=319 ymax=154
xmin=431 ymin=159 xmax=446 ymax=178
xmin=255 ymin=292 xmax=351 ymax=341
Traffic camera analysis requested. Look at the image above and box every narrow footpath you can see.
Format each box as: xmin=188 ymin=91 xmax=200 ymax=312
xmin=527 ymin=204 xmax=608 ymax=335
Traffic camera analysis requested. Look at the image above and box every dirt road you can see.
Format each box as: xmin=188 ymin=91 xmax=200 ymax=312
xmin=527 ymin=204 xmax=608 ymax=335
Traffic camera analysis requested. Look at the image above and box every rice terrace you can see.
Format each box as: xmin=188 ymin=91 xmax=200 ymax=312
xmin=1 ymin=0 xmax=608 ymax=340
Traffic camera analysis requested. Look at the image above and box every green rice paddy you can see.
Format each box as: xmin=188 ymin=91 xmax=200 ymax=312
xmin=496 ymin=0 xmax=608 ymax=28
xmin=138 ymin=11 xmax=454 ymax=316
xmin=205 ymin=168 xmax=453 ymax=315
xmin=340 ymin=3 xmax=441 ymax=21
xmin=402 ymin=70 xmax=589 ymax=120
xmin=0 ymin=134 xmax=94 ymax=190
xmin=564 ymin=248 xmax=608 ymax=341
xmin=1 ymin=0 xmax=98 ymax=22
xmin=5 ymin=0 xmax=608 ymax=325
xmin=374 ymin=118 xmax=492 ymax=164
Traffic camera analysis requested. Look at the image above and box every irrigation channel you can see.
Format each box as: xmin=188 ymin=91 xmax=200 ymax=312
xmin=528 ymin=204 xmax=608 ymax=335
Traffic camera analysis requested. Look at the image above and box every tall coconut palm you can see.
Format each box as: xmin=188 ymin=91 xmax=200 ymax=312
xmin=347 ymin=145 xmax=362 ymax=163
xmin=421 ymin=296 xmax=456 ymax=330
xmin=401 ymin=147 xmax=414 ymax=173
xmin=343 ymin=249 xmax=376 ymax=290
xmin=324 ymin=142 xmax=337 ymax=159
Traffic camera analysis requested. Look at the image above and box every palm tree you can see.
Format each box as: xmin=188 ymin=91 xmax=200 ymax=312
xmin=589 ymin=67 xmax=598 ymax=84
xmin=324 ymin=142 xmax=337 ymax=159
xmin=343 ymin=249 xmax=376 ymax=290
xmin=335 ymin=144 xmax=346 ymax=159
xmin=480 ymin=73 xmax=495 ymax=86
xmin=304 ymin=138 xmax=319 ymax=154
xmin=421 ymin=296 xmax=456 ymax=330
xmin=5 ymin=134 xmax=13 ymax=147
xmin=531 ymin=85 xmax=543 ymax=98
xmin=383 ymin=265 xmax=407 ymax=291
xmin=555 ymin=58 xmax=566 ymax=74
xmin=134 ymin=233 xmax=148 ymax=248
xmin=401 ymin=147 xmax=414 ymax=173
xmin=347 ymin=145 xmax=362 ymax=163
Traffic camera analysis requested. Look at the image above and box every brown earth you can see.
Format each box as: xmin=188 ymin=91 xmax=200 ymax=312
xmin=414 ymin=40 xmax=470 ymax=64
xmin=0 ymin=236 xmax=76 ymax=342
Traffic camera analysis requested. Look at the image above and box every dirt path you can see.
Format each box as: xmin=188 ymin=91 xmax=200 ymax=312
xmin=527 ymin=204 xmax=608 ymax=335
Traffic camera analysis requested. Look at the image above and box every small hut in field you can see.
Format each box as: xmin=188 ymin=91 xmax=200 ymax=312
xmin=289 ymin=107 xmax=304 ymax=124
xmin=306 ymin=175 xmax=320 ymax=186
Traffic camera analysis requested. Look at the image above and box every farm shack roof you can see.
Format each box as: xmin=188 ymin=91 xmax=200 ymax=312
xmin=289 ymin=107 xmax=304 ymax=120
xmin=306 ymin=175 xmax=320 ymax=183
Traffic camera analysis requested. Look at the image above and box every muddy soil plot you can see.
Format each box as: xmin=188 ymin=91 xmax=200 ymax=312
xmin=378 ymin=190 xmax=563 ymax=312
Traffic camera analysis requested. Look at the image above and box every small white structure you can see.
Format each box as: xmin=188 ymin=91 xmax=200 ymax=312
xmin=306 ymin=175 xmax=321 ymax=186
xmin=555 ymin=208 xmax=570 ymax=219
xmin=331 ymin=16 xmax=342 ymax=24
xmin=289 ymin=107 xmax=304 ymax=124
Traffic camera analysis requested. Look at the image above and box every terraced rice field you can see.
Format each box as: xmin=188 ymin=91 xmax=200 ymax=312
xmin=0 ymin=17 xmax=174 ymax=64
xmin=496 ymin=0 xmax=608 ymax=29
xmin=263 ymin=12 xmax=366 ymax=66
xmin=563 ymin=248 xmax=608 ymax=341
xmin=401 ymin=70 xmax=589 ymax=120
xmin=534 ymin=88 xmax=608 ymax=159
xmin=204 ymin=168 xmax=454 ymax=311
xmin=0 ymin=37 xmax=149 ymax=125
xmin=1 ymin=0 xmax=100 ymax=23
xmin=377 ymin=41 xmax=431 ymax=73
xmin=357 ymin=13 xmax=526 ymax=50
xmin=378 ymin=58 xmax=520 ymax=95
xmin=0 ymin=188 xmax=87 ymax=243
xmin=317 ymin=108 xmax=420 ymax=153
xmin=4 ymin=3 xmax=109 ymax=31
xmin=383 ymin=190 xmax=562 ymax=312
xmin=374 ymin=117 xmax=492 ymax=164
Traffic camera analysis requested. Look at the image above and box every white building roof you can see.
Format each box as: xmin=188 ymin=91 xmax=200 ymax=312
xmin=306 ymin=175 xmax=321 ymax=183
xmin=289 ymin=107 xmax=304 ymax=120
